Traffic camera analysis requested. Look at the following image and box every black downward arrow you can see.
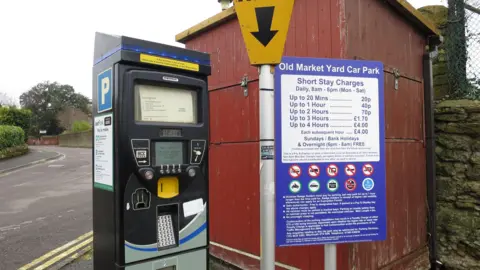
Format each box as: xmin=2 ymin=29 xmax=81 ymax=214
xmin=251 ymin=6 xmax=278 ymax=47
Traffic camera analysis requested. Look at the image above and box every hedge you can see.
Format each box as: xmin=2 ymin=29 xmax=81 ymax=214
xmin=72 ymin=120 xmax=92 ymax=133
xmin=0 ymin=106 xmax=32 ymax=140
xmin=0 ymin=144 xmax=28 ymax=160
xmin=0 ymin=125 xmax=25 ymax=150
xmin=62 ymin=120 xmax=92 ymax=135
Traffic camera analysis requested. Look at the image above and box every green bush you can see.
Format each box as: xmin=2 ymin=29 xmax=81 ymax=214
xmin=0 ymin=125 xmax=25 ymax=150
xmin=0 ymin=144 xmax=28 ymax=160
xmin=0 ymin=106 xmax=32 ymax=140
xmin=71 ymin=120 xmax=92 ymax=133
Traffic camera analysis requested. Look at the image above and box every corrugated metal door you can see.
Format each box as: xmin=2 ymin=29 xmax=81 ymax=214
xmin=346 ymin=0 xmax=429 ymax=268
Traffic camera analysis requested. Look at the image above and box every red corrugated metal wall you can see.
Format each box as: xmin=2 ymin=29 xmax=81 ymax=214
xmin=345 ymin=0 xmax=429 ymax=269
xmin=183 ymin=0 xmax=429 ymax=269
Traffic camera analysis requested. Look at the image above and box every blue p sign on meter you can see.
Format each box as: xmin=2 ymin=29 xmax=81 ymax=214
xmin=97 ymin=67 xmax=112 ymax=113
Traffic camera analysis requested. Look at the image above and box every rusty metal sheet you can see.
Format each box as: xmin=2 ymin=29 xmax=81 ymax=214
xmin=209 ymin=143 xmax=260 ymax=254
xmin=283 ymin=0 xmax=341 ymax=58
xmin=344 ymin=1 xmax=429 ymax=267
xmin=345 ymin=0 xmax=426 ymax=79
xmin=350 ymin=142 xmax=427 ymax=269
xmin=332 ymin=0 xmax=348 ymax=58
xmin=378 ymin=246 xmax=430 ymax=270
xmin=209 ymin=82 xmax=259 ymax=144
xmin=383 ymin=75 xmax=425 ymax=141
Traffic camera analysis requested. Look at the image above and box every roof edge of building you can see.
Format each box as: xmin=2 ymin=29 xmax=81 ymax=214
xmin=175 ymin=0 xmax=441 ymax=44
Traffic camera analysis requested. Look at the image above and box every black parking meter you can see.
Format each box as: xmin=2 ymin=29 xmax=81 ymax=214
xmin=92 ymin=32 xmax=210 ymax=270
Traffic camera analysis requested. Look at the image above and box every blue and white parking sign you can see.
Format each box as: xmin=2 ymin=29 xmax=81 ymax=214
xmin=97 ymin=68 xmax=113 ymax=113
xmin=274 ymin=56 xmax=387 ymax=247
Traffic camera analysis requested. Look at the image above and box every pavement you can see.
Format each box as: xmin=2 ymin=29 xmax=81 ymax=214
xmin=61 ymin=251 xmax=92 ymax=270
xmin=0 ymin=146 xmax=93 ymax=270
xmin=0 ymin=146 xmax=225 ymax=270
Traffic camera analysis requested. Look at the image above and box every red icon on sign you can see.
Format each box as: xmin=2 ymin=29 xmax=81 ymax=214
xmin=362 ymin=164 xmax=374 ymax=176
xmin=326 ymin=164 xmax=338 ymax=177
xmin=345 ymin=179 xmax=357 ymax=192
xmin=345 ymin=164 xmax=356 ymax=176
xmin=308 ymin=164 xmax=320 ymax=177
xmin=289 ymin=165 xmax=301 ymax=178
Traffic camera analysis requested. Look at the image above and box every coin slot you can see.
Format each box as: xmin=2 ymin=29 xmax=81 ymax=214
xmin=157 ymin=177 xmax=179 ymax=199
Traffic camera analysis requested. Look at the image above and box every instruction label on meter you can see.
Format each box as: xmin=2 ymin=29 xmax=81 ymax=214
xmin=94 ymin=113 xmax=114 ymax=191
xmin=274 ymin=56 xmax=386 ymax=247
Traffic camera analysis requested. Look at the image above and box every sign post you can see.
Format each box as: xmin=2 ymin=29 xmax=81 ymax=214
xmin=325 ymin=244 xmax=336 ymax=269
xmin=274 ymin=56 xmax=387 ymax=269
xmin=233 ymin=0 xmax=295 ymax=269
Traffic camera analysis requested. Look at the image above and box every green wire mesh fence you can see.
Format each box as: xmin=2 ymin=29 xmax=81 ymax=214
xmin=438 ymin=0 xmax=480 ymax=99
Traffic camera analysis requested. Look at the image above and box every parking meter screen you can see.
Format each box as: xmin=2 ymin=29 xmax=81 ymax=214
xmin=154 ymin=142 xmax=184 ymax=165
xmin=134 ymin=84 xmax=198 ymax=124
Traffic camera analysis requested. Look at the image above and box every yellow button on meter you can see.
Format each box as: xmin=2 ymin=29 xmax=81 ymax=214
xmin=157 ymin=177 xmax=179 ymax=199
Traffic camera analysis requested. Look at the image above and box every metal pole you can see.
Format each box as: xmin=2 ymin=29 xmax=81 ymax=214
xmin=424 ymin=46 xmax=440 ymax=269
xmin=324 ymin=244 xmax=337 ymax=270
xmin=259 ymin=64 xmax=275 ymax=270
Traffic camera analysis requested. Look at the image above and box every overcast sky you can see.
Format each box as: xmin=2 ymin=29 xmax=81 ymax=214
xmin=0 ymin=0 xmax=446 ymax=104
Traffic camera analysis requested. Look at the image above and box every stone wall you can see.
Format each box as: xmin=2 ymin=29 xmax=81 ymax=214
xmin=27 ymin=136 xmax=59 ymax=145
xmin=419 ymin=6 xmax=480 ymax=268
xmin=58 ymin=130 xmax=92 ymax=148
xmin=434 ymin=99 xmax=480 ymax=270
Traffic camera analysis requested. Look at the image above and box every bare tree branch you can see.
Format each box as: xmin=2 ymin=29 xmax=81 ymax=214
xmin=465 ymin=3 xmax=480 ymax=15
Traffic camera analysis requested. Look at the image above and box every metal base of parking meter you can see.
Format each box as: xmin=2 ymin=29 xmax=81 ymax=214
xmin=259 ymin=64 xmax=275 ymax=270
xmin=325 ymin=244 xmax=337 ymax=270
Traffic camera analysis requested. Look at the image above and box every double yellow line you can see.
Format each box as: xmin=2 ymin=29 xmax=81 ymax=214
xmin=18 ymin=231 xmax=93 ymax=270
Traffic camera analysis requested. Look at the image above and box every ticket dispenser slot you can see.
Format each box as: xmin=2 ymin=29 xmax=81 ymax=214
xmin=132 ymin=188 xmax=151 ymax=210
xmin=92 ymin=32 xmax=210 ymax=270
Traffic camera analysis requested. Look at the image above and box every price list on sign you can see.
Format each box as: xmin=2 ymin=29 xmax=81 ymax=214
xmin=274 ymin=56 xmax=387 ymax=247
xmin=282 ymin=74 xmax=380 ymax=163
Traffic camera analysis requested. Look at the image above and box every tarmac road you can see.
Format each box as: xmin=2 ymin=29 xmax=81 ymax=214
xmin=0 ymin=146 xmax=93 ymax=270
